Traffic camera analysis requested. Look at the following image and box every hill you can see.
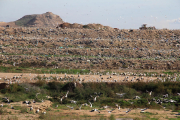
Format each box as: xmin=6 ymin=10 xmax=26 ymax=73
xmin=57 ymin=23 xmax=114 ymax=30
xmin=14 ymin=12 xmax=64 ymax=27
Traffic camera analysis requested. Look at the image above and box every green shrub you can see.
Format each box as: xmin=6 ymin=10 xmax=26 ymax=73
xmin=35 ymin=80 xmax=46 ymax=87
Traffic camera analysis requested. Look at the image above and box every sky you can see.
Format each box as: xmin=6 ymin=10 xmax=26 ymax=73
xmin=0 ymin=0 xmax=180 ymax=29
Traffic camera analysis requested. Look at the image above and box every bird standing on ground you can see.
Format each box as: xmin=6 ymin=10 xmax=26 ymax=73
xmin=1 ymin=103 xmax=3 ymax=107
xmin=11 ymin=105 xmax=14 ymax=109
xmin=30 ymin=106 xmax=33 ymax=111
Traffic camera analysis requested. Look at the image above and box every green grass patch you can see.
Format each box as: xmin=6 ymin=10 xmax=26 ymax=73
xmin=0 ymin=66 xmax=90 ymax=74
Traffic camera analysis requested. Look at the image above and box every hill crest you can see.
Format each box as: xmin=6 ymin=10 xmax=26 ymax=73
xmin=14 ymin=12 xmax=64 ymax=27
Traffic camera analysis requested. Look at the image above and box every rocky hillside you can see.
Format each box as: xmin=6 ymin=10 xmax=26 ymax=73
xmin=14 ymin=12 xmax=64 ymax=27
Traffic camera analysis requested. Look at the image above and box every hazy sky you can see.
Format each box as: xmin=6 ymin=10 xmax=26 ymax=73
xmin=0 ymin=0 xmax=180 ymax=29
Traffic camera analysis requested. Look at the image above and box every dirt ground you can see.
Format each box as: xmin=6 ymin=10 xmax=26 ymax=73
xmin=0 ymin=100 xmax=178 ymax=120
xmin=0 ymin=72 xmax=158 ymax=84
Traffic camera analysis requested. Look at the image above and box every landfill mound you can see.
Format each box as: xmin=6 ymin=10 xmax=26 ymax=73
xmin=15 ymin=12 xmax=64 ymax=27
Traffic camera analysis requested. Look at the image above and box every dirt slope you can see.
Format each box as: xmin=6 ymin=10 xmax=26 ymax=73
xmin=15 ymin=12 xmax=64 ymax=27
xmin=0 ymin=12 xmax=64 ymax=27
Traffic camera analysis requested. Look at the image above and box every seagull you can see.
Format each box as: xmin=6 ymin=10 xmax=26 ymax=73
xmin=148 ymin=91 xmax=152 ymax=96
xmin=70 ymin=100 xmax=77 ymax=104
xmin=116 ymin=93 xmax=126 ymax=97
xmin=90 ymin=109 xmax=100 ymax=113
xmin=88 ymin=101 xmax=93 ymax=107
xmin=125 ymin=108 xmax=132 ymax=114
xmin=140 ymin=108 xmax=148 ymax=112
xmin=175 ymin=113 xmax=180 ymax=115
xmin=0 ymin=103 xmax=3 ymax=107
xmin=66 ymin=105 xmax=74 ymax=110
xmin=78 ymin=104 xmax=83 ymax=110
xmin=30 ymin=106 xmax=33 ymax=111
xmin=33 ymin=99 xmax=36 ymax=103
xmin=11 ymin=105 xmax=14 ymax=109
xmin=65 ymin=91 xmax=69 ymax=98
xmin=147 ymin=99 xmax=151 ymax=105
xmin=36 ymin=93 xmax=40 ymax=98
xmin=90 ymin=95 xmax=99 ymax=102
xmin=36 ymin=108 xmax=39 ymax=113
xmin=60 ymin=96 xmax=65 ymax=104
xmin=103 ymin=105 xmax=109 ymax=109
xmin=107 ymin=109 xmax=115 ymax=113
xmin=42 ymin=111 xmax=46 ymax=114
xmin=118 ymin=106 xmax=121 ymax=110
xmin=23 ymin=101 xmax=28 ymax=104
xmin=28 ymin=101 xmax=31 ymax=104
xmin=163 ymin=94 xmax=168 ymax=98
xmin=115 ymin=103 xmax=119 ymax=108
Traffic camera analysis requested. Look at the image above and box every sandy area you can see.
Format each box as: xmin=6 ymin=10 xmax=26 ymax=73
xmin=0 ymin=72 xmax=158 ymax=84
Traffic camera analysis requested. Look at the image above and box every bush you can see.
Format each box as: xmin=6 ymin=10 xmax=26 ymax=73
xmin=35 ymin=80 xmax=46 ymax=87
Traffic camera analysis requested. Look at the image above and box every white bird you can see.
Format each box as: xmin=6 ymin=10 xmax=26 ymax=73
xmin=103 ymin=105 xmax=109 ymax=109
xmin=140 ymin=108 xmax=148 ymax=112
xmin=90 ymin=95 xmax=99 ymax=102
xmin=88 ymin=101 xmax=93 ymax=107
xmin=149 ymin=91 xmax=152 ymax=96
xmin=116 ymin=93 xmax=126 ymax=97
xmin=0 ymin=103 xmax=3 ymax=107
xmin=79 ymin=104 xmax=83 ymax=110
xmin=107 ymin=109 xmax=115 ymax=113
xmin=42 ymin=111 xmax=46 ymax=114
xmin=36 ymin=93 xmax=40 ymax=97
xmin=60 ymin=96 xmax=65 ymax=104
xmin=30 ymin=106 xmax=33 ymax=111
xmin=11 ymin=105 xmax=14 ymax=109
xmin=70 ymin=100 xmax=77 ymax=104
xmin=74 ymin=82 xmax=76 ymax=87
xmin=33 ymin=99 xmax=36 ymax=103
xmin=125 ymin=108 xmax=131 ymax=114
xmin=163 ymin=94 xmax=168 ymax=98
xmin=90 ymin=109 xmax=100 ymax=113
xmin=36 ymin=108 xmax=39 ymax=113
xmin=66 ymin=105 xmax=74 ymax=110
xmin=118 ymin=106 xmax=121 ymax=110
xmin=65 ymin=91 xmax=69 ymax=98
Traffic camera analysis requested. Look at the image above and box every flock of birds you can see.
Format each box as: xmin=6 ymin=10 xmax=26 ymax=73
xmin=0 ymin=72 xmax=179 ymax=85
xmin=0 ymin=72 xmax=179 ymax=116
xmin=0 ymin=88 xmax=152 ymax=115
